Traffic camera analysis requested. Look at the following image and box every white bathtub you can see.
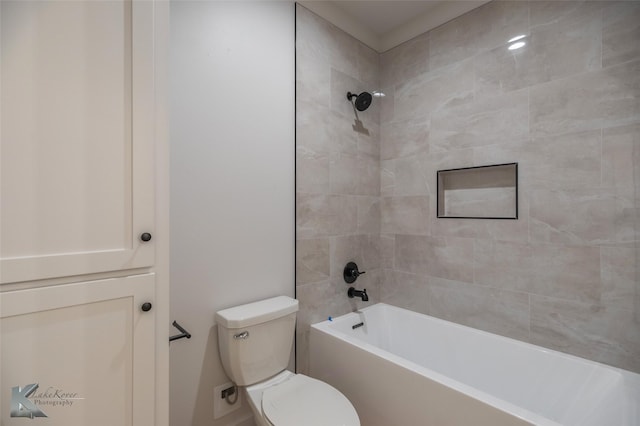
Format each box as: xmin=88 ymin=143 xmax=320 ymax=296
xmin=310 ymin=303 xmax=640 ymax=426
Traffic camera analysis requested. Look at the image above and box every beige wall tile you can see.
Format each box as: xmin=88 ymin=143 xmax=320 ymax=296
xmin=381 ymin=196 xmax=430 ymax=235
xmin=380 ymin=159 xmax=395 ymax=196
xmin=380 ymin=32 xmax=429 ymax=89
xmin=380 ymin=118 xmax=429 ymax=160
xmin=393 ymin=58 xmax=474 ymax=121
xmin=603 ymin=1 xmax=640 ymax=68
xmin=380 ymin=234 xmax=395 ymax=269
xmin=296 ymin=147 xmax=329 ymax=194
xmin=529 ymin=0 xmax=600 ymax=29
xmin=296 ymin=238 xmax=330 ymax=285
xmin=357 ymin=154 xmax=381 ymax=196
xmin=431 ymin=216 xmax=528 ymax=243
xmin=394 ymin=234 xmax=431 ymax=276
xmin=380 ymin=269 xmax=429 ymax=315
xmin=426 ymin=277 xmax=531 ymax=342
xmin=530 ymin=188 xmax=636 ymax=245
xmin=297 ymin=52 xmax=331 ymax=109
xmin=394 ymin=153 xmax=430 ymax=196
xmin=295 ymin=330 xmax=310 ymax=375
xmin=357 ymin=43 xmax=380 ymax=87
xmin=330 ymin=152 xmax=359 ymax=195
xmin=601 ymin=246 xmax=639 ymax=312
xmin=296 ymin=101 xmax=332 ymax=154
xmin=429 ymin=1 xmax=529 ymax=70
xmin=296 ymin=6 xmax=332 ymax=66
xmin=298 ymin=194 xmax=358 ymax=238
xmin=530 ymin=59 xmax=640 ymax=138
xmin=358 ymin=126 xmax=381 ymax=160
xmin=395 ymin=235 xmax=474 ymax=282
xmin=602 ymin=123 xmax=640 ymax=189
xmin=357 ymin=196 xmax=381 ymax=235
xmin=476 ymin=2 xmax=601 ymax=98
xmin=530 ymin=295 xmax=640 ymax=372
xmin=328 ymin=195 xmax=358 ymax=236
xmin=327 ymin=109 xmax=359 ymax=155
xmin=297 ymin=193 xmax=331 ymax=238
xmin=474 ymin=130 xmax=602 ymax=190
xmin=474 ymin=240 xmax=602 ymax=303
xmin=379 ymin=85 xmax=395 ymax=124
xmin=327 ymin=21 xmax=359 ymax=78
xmin=431 ymin=88 xmax=529 ymax=151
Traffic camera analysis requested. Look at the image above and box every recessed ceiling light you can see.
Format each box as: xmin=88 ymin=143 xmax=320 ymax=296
xmin=372 ymin=91 xmax=386 ymax=97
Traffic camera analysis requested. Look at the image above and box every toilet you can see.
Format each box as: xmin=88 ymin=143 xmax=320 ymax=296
xmin=215 ymin=296 xmax=360 ymax=426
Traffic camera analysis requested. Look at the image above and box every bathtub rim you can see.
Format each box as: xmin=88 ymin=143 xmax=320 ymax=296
xmin=311 ymin=303 xmax=639 ymax=426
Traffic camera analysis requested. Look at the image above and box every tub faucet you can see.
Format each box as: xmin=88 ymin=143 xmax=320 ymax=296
xmin=348 ymin=287 xmax=369 ymax=302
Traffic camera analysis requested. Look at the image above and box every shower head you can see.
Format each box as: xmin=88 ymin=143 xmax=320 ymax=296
xmin=347 ymin=91 xmax=373 ymax=112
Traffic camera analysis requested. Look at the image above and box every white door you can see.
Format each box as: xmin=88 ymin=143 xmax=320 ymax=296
xmin=0 ymin=274 xmax=155 ymax=425
xmin=0 ymin=0 xmax=155 ymax=284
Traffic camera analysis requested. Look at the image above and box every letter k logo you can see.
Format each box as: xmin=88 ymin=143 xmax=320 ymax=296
xmin=11 ymin=384 xmax=47 ymax=418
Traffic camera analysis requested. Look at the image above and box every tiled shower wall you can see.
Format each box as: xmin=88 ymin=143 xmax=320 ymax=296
xmin=295 ymin=5 xmax=381 ymax=374
xmin=296 ymin=1 xmax=640 ymax=373
xmin=379 ymin=0 xmax=640 ymax=372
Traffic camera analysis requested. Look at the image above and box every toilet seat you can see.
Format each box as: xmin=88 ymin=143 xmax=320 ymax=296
xmin=261 ymin=374 xmax=359 ymax=426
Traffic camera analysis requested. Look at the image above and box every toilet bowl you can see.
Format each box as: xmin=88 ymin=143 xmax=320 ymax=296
xmin=215 ymin=296 xmax=360 ymax=426
xmin=245 ymin=370 xmax=359 ymax=426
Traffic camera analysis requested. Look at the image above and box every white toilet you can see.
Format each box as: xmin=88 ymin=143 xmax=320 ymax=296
xmin=215 ymin=296 xmax=360 ymax=426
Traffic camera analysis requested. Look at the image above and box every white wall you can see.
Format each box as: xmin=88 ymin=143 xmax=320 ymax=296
xmin=169 ymin=2 xmax=295 ymax=425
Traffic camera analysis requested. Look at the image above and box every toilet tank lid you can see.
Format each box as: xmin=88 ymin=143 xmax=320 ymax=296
xmin=215 ymin=296 xmax=299 ymax=329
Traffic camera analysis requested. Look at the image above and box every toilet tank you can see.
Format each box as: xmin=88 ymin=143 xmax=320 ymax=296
xmin=215 ymin=296 xmax=298 ymax=386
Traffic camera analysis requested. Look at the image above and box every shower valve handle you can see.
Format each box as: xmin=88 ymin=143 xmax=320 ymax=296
xmin=344 ymin=262 xmax=365 ymax=283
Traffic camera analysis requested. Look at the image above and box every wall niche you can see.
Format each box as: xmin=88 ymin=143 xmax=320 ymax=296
xmin=437 ymin=163 xmax=518 ymax=219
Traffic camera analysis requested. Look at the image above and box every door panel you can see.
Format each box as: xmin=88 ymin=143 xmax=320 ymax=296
xmin=0 ymin=274 xmax=155 ymax=425
xmin=0 ymin=0 xmax=155 ymax=283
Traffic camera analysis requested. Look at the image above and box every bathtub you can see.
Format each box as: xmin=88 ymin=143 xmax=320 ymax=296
xmin=310 ymin=303 xmax=640 ymax=426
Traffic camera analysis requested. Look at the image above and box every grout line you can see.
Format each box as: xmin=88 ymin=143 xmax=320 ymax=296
xmin=600 ymin=127 xmax=604 ymax=188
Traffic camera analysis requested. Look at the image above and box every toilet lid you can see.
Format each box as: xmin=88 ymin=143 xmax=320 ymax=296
xmin=262 ymin=374 xmax=360 ymax=426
